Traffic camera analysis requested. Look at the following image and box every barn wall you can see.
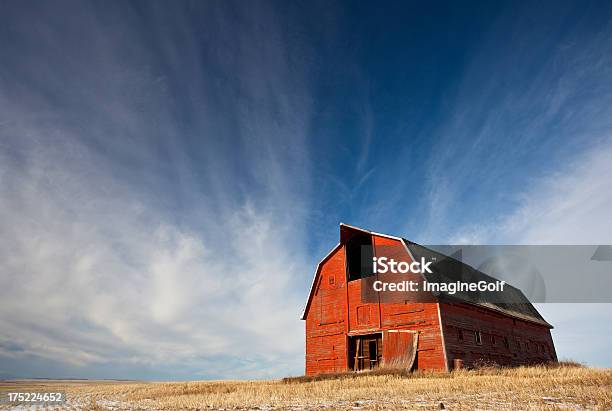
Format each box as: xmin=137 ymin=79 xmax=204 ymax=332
xmin=440 ymin=302 xmax=557 ymax=369
xmin=305 ymin=245 xmax=348 ymax=375
xmin=346 ymin=278 xmax=380 ymax=332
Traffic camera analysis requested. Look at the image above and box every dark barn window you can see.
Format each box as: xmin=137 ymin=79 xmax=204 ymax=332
xmin=346 ymin=233 xmax=374 ymax=281
xmin=475 ymin=331 xmax=483 ymax=345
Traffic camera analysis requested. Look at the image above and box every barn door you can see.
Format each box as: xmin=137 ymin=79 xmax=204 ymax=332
xmin=382 ymin=330 xmax=418 ymax=370
xmin=349 ymin=334 xmax=382 ymax=371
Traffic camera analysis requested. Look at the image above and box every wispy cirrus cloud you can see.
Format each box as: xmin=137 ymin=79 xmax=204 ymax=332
xmin=460 ymin=141 xmax=612 ymax=367
xmin=432 ymin=19 xmax=612 ymax=364
xmin=414 ymin=4 xmax=612 ymax=244
xmin=0 ymin=1 xmax=314 ymax=380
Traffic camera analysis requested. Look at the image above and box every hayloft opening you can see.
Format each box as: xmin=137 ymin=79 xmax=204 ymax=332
xmin=346 ymin=233 xmax=374 ymax=281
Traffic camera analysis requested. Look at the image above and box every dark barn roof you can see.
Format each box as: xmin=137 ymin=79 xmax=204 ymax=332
xmin=404 ymin=240 xmax=551 ymax=327
xmin=302 ymin=224 xmax=552 ymax=328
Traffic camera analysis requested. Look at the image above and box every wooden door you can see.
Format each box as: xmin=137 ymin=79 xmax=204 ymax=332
xmin=350 ymin=334 xmax=383 ymax=371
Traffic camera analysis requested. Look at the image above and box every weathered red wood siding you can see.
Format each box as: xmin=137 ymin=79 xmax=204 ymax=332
xmin=439 ymin=302 xmax=557 ymax=369
xmin=305 ymin=245 xmax=347 ymax=375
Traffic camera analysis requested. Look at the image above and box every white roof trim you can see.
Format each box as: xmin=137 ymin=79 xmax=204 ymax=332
xmin=340 ymin=222 xmax=406 ymax=242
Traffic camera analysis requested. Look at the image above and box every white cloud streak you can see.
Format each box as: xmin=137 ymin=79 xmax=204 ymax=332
xmin=498 ymin=141 xmax=612 ymax=367
xmin=416 ymin=7 xmax=612 ymax=243
xmin=0 ymin=2 xmax=313 ymax=379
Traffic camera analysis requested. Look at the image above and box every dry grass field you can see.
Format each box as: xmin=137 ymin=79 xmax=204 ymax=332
xmin=1 ymin=363 xmax=611 ymax=410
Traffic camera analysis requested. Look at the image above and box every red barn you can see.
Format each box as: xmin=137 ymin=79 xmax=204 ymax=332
xmin=301 ymin=224 xmax=557 ymax=375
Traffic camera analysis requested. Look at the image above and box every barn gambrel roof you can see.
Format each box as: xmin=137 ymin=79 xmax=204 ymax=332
xmin=404 ymin=240 xmax=551 ymax=327
xmin=301 ymin=224 xmax=552 ymax=328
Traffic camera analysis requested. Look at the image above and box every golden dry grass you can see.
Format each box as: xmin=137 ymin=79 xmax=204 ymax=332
xmin=2 ymin=364 xmax=611 ymax=410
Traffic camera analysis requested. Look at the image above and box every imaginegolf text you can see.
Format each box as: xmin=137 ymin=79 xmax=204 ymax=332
xmin=372 ymin=280 xmax=507 ymax=294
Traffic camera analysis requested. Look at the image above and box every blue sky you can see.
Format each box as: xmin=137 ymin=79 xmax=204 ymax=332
xmin=1 ymin=0 xmax=612 ymax=380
